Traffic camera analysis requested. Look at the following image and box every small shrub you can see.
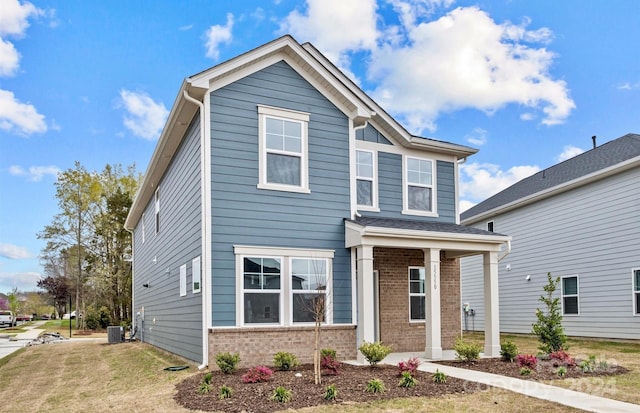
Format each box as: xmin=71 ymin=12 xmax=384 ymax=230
xmin=241 ymin=366 xmax=273 ymax=383
xmin=516 ymin=354 xmax=538 ymax=370
xmin=432 ymin=369 xmax=447 ymax=384
xmin=454 ymin=338 xmax=482 ymax=362
xmin=520 ymin=367 xmax=532 ymax=376
xmin=532 ymin=273 xmax=568 ymax=353
xmin=358 ymin=341 xmax=392 ymax=366
xmin=215 ymin=352 xmax=240 ymax=374
xmin=579 ymin=359 xmax=594 ymax=373
xmin=556 ymin=366 xmax=567 ymax=377
xmin=598 ymin=360 xmax=609 ymax=370
xmin=198 ymin=382 xmax=211 ymax=394
xmin=273 ymin=351 xmax=298 ymax=371
xmin=271 ymin=386 xmax=292 ymax=403
xmin=398 ymin=371 xmax=418 ymax=388
xmin=203 ymin=372 xmax=212 ymax=385
xmin=500 ymin=340 xmax=518 ymax=362
xmin=324 ymin=384 xmax=338 ymax=401
xmin=321 ymin=355 xmax=341 ymax=375
xmin=218 ymin=385 xmax=233 ymax=400
xmin=550 ymin=349 xmax=576 ymax=367
xmin=398 ymin=357 xmax=421 ymax=376
xmin=321 ymin=348 xmax=337 ymax=359
xmin=366 ymin=378 xmax=385 ymax=394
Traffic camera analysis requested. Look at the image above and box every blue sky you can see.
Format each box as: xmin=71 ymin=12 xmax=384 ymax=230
xmin=1 ymin=0 xmax=639 ymax=293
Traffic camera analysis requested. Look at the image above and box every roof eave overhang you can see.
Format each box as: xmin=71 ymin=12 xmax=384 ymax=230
xmin=125 ymin=81 xmax=206 ymax=230
xmin=462 ymin=155 xmax=640 ymax=225
xmin=345 ymin=221 xmax=510 ymax=253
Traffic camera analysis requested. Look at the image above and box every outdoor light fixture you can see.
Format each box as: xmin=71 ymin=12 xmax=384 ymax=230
xmin=142 ymin=283 xmax=150 ymax=288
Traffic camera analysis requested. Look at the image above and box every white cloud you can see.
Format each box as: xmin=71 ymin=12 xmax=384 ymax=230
xmin=556 ymin=145 xmax=584 ymax=162
xmin=617 ymin=82 xmax=640 ymax=90
xmin=204 ymin=13 xmax=234 ymax=60
xmin=0 ymin=89 xmax=47 ymax=135
xmin=465 ymin=127 xmax=487 ymax=146
xmin=0 ymin=37 xmax=20 ymax=76
xmin=459 ymin=199 xmax=476 ymax=213
xmin=9 ymin=164 xmax=60 ymax=181
xmin=367 ymin=6 xmax=575 ymax=133
xmin=0 ymin=271 xmax=41 ymax=292
xmin=179 ymin=24 xmax=194 ymax=31
xmin=119 ymin=89 xmax=168 ymax=140
xmin=280 ymin=0 xmax=378 ymax=69
xmin=0 ymin=243 xmax=31 ymax=259
xmin=0 ymin=0 xmax=42 ymax=37
xmin=459 ymin=161 xmax=540 ymax=203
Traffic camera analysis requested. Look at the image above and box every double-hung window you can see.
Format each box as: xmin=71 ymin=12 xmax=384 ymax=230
xmin=258 ymin=105 xmax=310 ymax=193
xmin=409 ymin=267 xmax=426 ymax=321
xmin=404 ymin=157 xmax=435 ymax=214
xmin=236 ymin=246 xmax=333 ymax=326
xmin=633 ymin=269 xmax=640 ymax=315
xmin=242 ymin=257 xmax=282 ymax=324
xmin=291 ymin=258 xmax=328 ymax=323
xmin=356 ymin=150 xmax=375 ymax=208
xmin=154 ymin=188 xmax=160 ymax=234
xmin=562 ymin=275 xmax=579 ymax=315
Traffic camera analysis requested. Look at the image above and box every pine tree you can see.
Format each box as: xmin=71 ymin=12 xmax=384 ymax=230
xmin=532 ymin=273 xmax=567 ymax=353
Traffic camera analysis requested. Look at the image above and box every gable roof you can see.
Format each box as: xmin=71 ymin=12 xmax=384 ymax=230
xmin=126 ymin=35 xmax=478 ymax=229
xmin=461 ymin=133 xmax=640 ymax=224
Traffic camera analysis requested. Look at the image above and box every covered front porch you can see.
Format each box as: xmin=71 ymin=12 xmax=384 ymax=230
xmin=345 ymin=216 xmax=511 ymax=361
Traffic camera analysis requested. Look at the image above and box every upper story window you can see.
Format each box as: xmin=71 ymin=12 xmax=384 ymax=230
xmin=633 ymin=269 xmax=640 ymax=315
xmin=356 ymin=150 xmax=377 ymax=209
xmin=487 ymin=221 xmax=494 ymax=232
xmin=403 ymin=156 xmax=436 ymax=216
xmin=409 ymin=267 xmax=426 ymax=321
xmin=258 ymin=105 xmax=310 ymax=194
xmin=154 ymin=188 xmax=160 ymax=234
xmin=562 ymin=275 xmax=579 ymax=315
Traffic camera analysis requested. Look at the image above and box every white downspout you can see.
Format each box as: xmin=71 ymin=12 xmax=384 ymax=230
xmin=183 ymin=89 xmax=209 ymax=370
xmin=497 ymin=239 xmax=511 ymax=262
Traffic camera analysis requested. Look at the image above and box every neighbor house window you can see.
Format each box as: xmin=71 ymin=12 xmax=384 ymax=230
xmin=235 ymin=246 xmax=333 ymax=326
xmin=179 ymin=264 xmax=187 ymax=297
xmin=404 ymin=156 xmax=435 ymax=215
xmin=154 ymin=188 xmax=160 ymax=234
xmin=258 ymin=105 xmax=310 ymax=193
xmin=356 ymin=150 xmax=376 ymax=208
xmin=487 ymin=221 xmax=494 ymax=232
xmin=634 ymin=269 xmax=640 ymax=315
xmin=409 ymin=267 xmax=426 ymax=321
xmin=291 ymin=258 xmax=329 ymax=323
xmin=242 ymin=257 xmax=282 ymax=324
xmin=562 ymin=275 xmax=579 ymax=315
xmin=141 ymin=213 xmax=146 ymax=243
xmin=192 ymin=256 xmax=201 ymax=293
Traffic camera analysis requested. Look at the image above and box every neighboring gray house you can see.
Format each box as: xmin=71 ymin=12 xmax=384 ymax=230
xmin=461 ymin=134 xmax=640 ymax=340
xmin=124 ymin=36 xmax=509 ymax=367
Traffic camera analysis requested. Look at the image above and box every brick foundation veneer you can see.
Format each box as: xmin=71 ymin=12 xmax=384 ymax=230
xmin=209 ymin=325 xmax=356 ymax=368
xmin=374 ymin=248 xmax=461 ymax=352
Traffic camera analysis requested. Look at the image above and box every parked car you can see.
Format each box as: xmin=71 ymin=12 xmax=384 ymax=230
xmin=0 ymin=310 xmax=16 ymax=327
xmin=15 ymin=314 xmax=33 ymax=322
xmin=63 ymin=311 xmax=82 ymax=320
xmin=40 ymin=314 xmax=51 ymax=320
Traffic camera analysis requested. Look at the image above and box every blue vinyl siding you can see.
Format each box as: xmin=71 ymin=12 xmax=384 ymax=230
xmin=210 ymin=60 xmax=352 ymax=326
xmin=132 ymin=114 xmax=203 ymax=362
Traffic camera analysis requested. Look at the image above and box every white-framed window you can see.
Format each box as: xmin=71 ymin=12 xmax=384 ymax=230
xmin=403 ymin=156 xmax=436 ymax=216
xmin=409 ymin=267 xmax=426 ymax=321
xmin=154 ymin=188 xmax=160 ymax=234
xmin=356 ymin=149 xmax=377 ymax=209
xmin=257 ymin=105 xmax=310 ymax=194
xmin=633 ymin=268 xmax=640 ymax=315
xmin=141 ymin=212 xmax=146 ymax=243
xmin=179 ymin=264 xmax=187 ymax=297
xmin=235 ymin=246 xmax=333 ymax=326
xmin=192 ymin=256 xmax=201 ymax=293
xmin=561 ymin=275 xmax=579 ymax=315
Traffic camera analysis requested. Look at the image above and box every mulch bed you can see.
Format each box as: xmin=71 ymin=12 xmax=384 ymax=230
xmin=174 ymin=363 xmax=476 ymax=412
xmin=435 ymin=357 xmax=629 ymax=381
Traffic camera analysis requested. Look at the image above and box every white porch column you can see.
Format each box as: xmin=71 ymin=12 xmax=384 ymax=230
xmin=483 ymin=251 xmax=500 ymax=357
xmin=424 ymin=248 xmax=442 ymax=359
xmin=356 ymin=245 xmax=375 ymax=362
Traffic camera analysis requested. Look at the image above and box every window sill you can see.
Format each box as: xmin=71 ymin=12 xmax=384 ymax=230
xmin=402 ymin=209 xmax=439 ymax=218
xmin=257 ymin=183 xmax=311 ymax=194
xmin=356 ymin=206 xmax=380 ymax=212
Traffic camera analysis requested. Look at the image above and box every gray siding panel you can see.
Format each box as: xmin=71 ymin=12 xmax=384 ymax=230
xmin=210 ymin=61 xmax=352 ymax=326
xmin=461 ymin=167 xmax=640 ymax=339
xmin=132 ymin=113 xmax=203 ymax=362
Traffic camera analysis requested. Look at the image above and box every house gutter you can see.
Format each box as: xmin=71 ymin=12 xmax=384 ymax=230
xmin=183 ymin=89 xmax=209 ymax=371
xmin=497 ymin=239 xmax=511 ymax=262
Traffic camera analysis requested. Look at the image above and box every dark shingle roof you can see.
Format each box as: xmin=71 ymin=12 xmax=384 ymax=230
xmin=347 ymin=216 xmax=506 ymax=237
xmin=461 ymin=133 xmax=640 ymax=222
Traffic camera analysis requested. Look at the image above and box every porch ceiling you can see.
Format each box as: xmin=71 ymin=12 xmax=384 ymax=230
xmin=344 ymin=216 xmax=511 ymax=259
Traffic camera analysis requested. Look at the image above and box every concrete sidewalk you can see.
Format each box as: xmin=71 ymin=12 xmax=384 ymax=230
xmin=0 ymin=321 xmax=46 ymax=359
xmin=377 ymin=352 xmax=639 ymax=413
